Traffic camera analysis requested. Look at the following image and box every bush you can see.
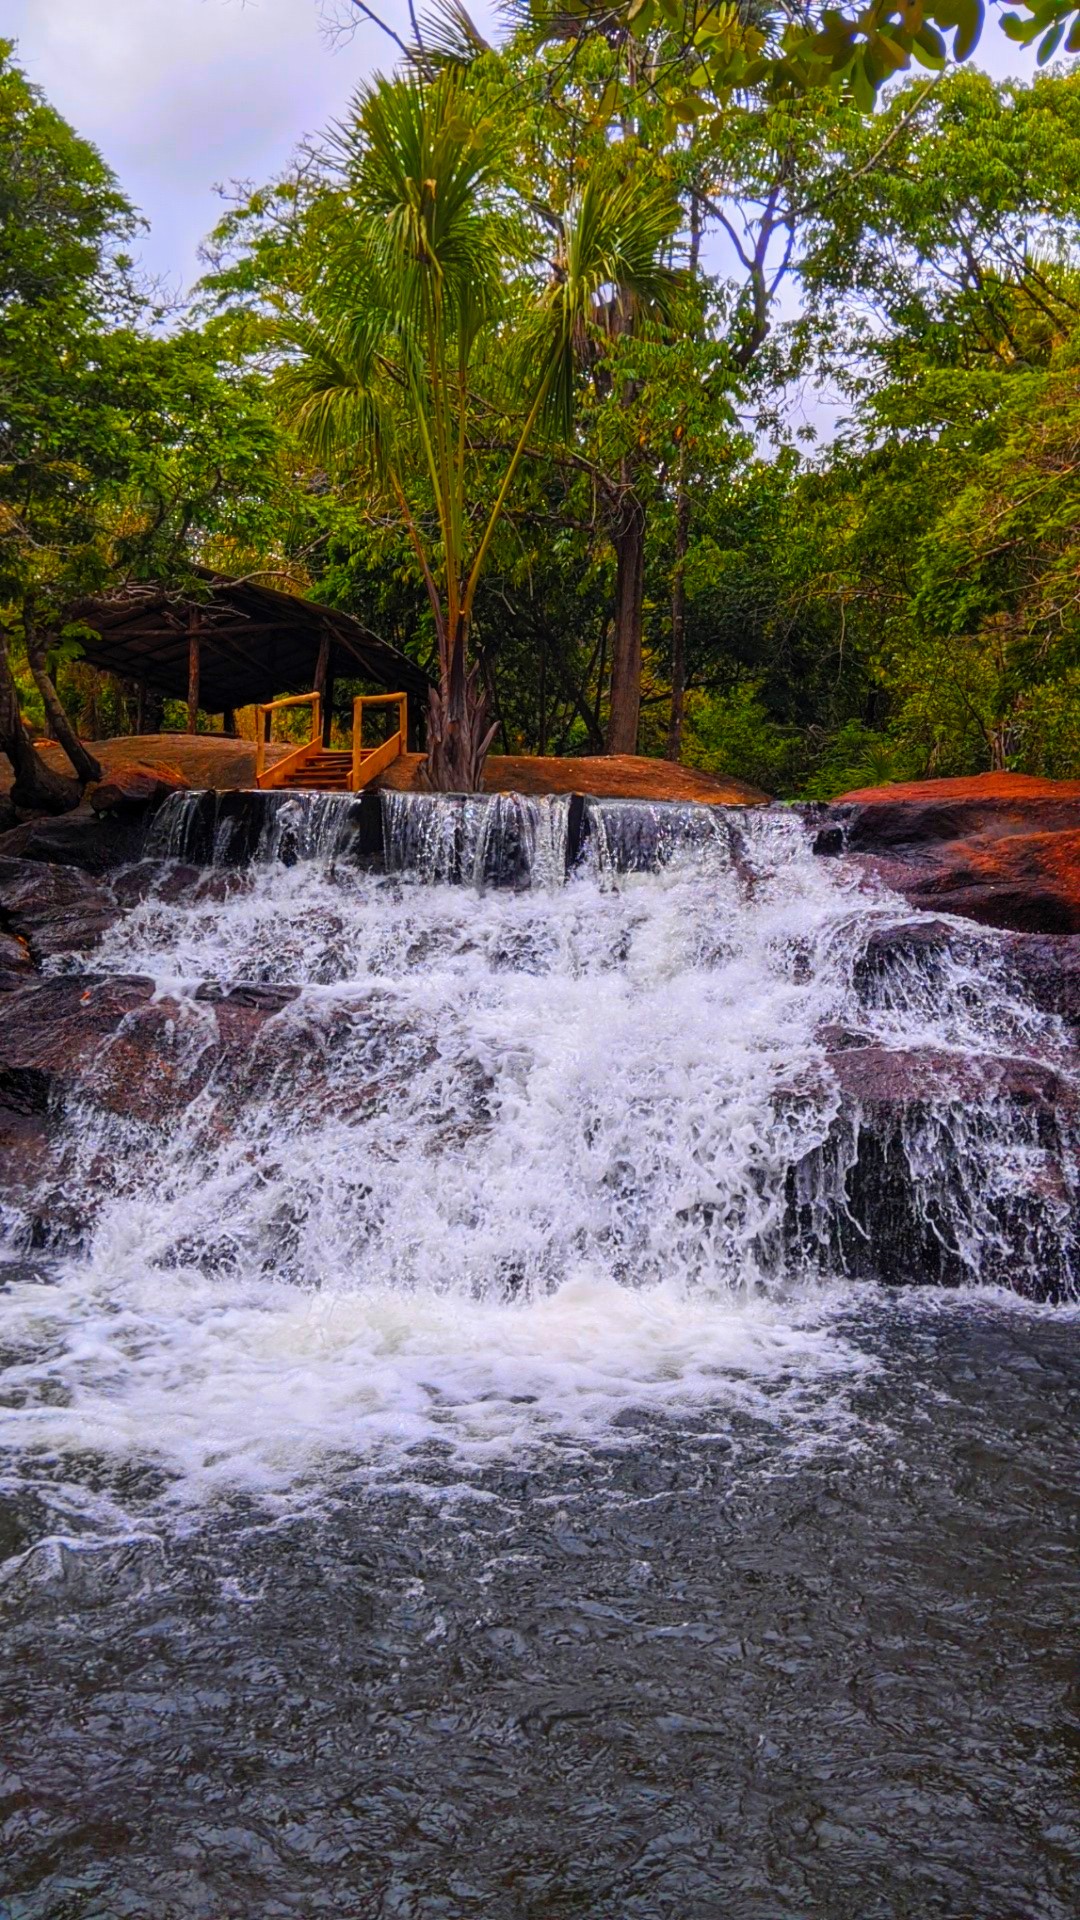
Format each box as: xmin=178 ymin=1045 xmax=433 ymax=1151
xmin=682 ymin=682 xmax=801 ymax=796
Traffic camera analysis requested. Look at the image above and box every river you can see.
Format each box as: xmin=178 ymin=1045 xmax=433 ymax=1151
xmin=1 ymin=794 xmax=1078 ymax=1916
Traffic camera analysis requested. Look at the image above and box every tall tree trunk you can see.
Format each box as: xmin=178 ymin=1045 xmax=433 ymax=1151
xmin=24 ymin=608 xmax=102 ymax=785
xmin=424 ymin=615 xmax=497 ymax=791
xmin=135 ymin=679 xmax=165 ymax=734
xmin=606 ymin=478 xmax=646 ymax=755
xmin=0 ymin=623 xmax=80 ymax=813
xmin=666 ymin=190 xmax=702 ymax=764
xmin=187 ymin=622 xmax=201 ymax=733
xmin=665 ymin=454 xmax=690 ymax=762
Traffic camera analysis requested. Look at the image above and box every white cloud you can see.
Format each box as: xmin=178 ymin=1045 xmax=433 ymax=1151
xmin=5 ymin=1 xmax=1041 ymax=308
xmin=6 ymin=0 xmax=391 ymax=291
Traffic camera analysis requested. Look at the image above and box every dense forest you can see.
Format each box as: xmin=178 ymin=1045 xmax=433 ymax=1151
xmin=4 ymin=4 xmax=1080 ymax=797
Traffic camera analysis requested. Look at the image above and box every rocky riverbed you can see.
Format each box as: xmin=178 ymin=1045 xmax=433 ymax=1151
xmin=2 ymin=775 xmax=1080 ymax=1298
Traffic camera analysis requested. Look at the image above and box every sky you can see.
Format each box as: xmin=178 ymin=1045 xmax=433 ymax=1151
xmin=7 ymin=1 xmax=1040 ymax=304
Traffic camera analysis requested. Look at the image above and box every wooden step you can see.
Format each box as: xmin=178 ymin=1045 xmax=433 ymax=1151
xmin=280 ymin=776 xmax=351 ymax=789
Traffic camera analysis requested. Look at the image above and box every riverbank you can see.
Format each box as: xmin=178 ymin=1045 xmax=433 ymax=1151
xmin=1 ymin=733 xmax=769 ymax=809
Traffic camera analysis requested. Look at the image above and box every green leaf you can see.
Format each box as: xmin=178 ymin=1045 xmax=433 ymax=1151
xmin=1038 ymin=18 xmax=1066 ymax=58
xmin=953 ymin=0 xmax=985 ymax=61
xmin=851 ymin=55 xmax=876 ymax=113
xmin=914 ymin=21 xmax=948 ymax=64
xmin=874 ymin=32 xmax=912 ymax=72
xmin=999 ymin=10 xmax=1038 ymax=40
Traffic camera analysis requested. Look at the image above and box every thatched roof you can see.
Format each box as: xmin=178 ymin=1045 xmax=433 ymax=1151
xmin=73 ymin=568 xmax=431 ymax=715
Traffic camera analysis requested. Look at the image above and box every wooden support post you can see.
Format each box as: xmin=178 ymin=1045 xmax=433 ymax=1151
xmin=136 ymin=678 xmax=147 ymax=734
xmin=322 ymin=673 xmax=335 ymax=747
xmin=314 ymin=626 xmax=330 ymax=700
xmin=263 ymin=706 xmax=272 ymax=743
xmin=187 ymin=619 xmax=201 ymax=734
xmin=314 ymin=625 xmax=332 ymax=745
xmin=223 ymin=706 xmax=236 ymax=736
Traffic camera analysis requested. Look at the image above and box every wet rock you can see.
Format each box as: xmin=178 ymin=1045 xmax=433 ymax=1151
xmin=826 ymin=1039 xmax=1075 ymax=1114
xmin=851 ymin=915 xmax=1080 ymax=1042
xmin=0 ymin=857 xmax=118 ymax=958
xmin=194 ymin=980 xmax=301 ymax=1014
xmin=0 ymin=972 xmax=297 ymax=1126
xmin=812 ymin=824 xmax=845 ymax=857
xmin=0 ymin=929 xmax=33 ymax=986
xmin=1001 ymin=934 xmax=1080 ymax=1038
xmin=109 ymin=860 xmax=206 ymax=909
xmin=900 ymin=831 xmax=1080 ymax=933
xmin=86 ymin=761 xmax=188 ymax=814
xmin=0 ymin=1534 xmax=166 ymax=1611
xmin=0 ymin=1089 xmax=63 ymax=1230
xmin=0 ymin=805 xmax=148 ymax=873
xmin=786 ymin=1037 xmax=1080 ymax=1300
xmin=818 ymin=775 xmax=1080 ymax=935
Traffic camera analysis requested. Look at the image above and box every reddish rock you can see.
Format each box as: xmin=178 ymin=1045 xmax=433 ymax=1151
xmin=902 ymin=828 xmax=1080 ymax=933
xmin=0 ymin=929 xmax=33 ymax=985
xmin=787 ymin=1033 xmax=1080 ymax=1299
xmin=835 ymin=772 xmax=1080 ymax=807
xmin=0 ymin=857 xmax=118 ymax=958
xmin=0 ymin=973 xmax=300 ymax=1124
xmin=0 ymin=807 xmax=150 ymax=873
xmin=824 ymin=1039 xmax=1076 ymax=1114
xmin=821 ymin=774 xmax=1080 ymax=934
xmin=86 ymin=761 xmax=188 ymax=814
xmin=377 ymin=750 xmax=768 ymax=807
xmin=1 ymin=733 xmax=291 ymax=800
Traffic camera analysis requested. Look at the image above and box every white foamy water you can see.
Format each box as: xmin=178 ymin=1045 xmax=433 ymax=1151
xmin=2 ymin=802 xmax=1074 ymax=1506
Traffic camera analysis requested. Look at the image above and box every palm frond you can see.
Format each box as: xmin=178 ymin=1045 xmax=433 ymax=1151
xmin=332 ymin=69 xmax=507 ymax=346
xmin=408 ymin=1 xmax=493 ymax=71
xmin=276 ymin=312 xmax=394 ymax=475
xmin=529 ymin=175 xmax=683 ymax=435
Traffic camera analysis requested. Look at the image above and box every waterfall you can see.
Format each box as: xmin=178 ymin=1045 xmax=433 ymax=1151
xmin=381 ymin=789 xmax=573 ymax=887
xmin=148 ymin=787 xmax=574 ymax=882
xmin=148 ymin=787 xmax=743 ymax=887
xmin=577 ymin=795 xmax=737 ymax=879
xmin=3 ymin=791 xmax=1078 ymax=1497
xmin=146 ymin=788 xmax=369 ymax=866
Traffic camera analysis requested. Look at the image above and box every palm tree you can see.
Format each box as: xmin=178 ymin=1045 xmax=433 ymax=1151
xmin=282 ymin=68 xmax=680 ymax=791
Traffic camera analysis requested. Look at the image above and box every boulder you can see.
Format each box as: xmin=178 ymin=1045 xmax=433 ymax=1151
xmin=0 ymin=972 xmax=301 ymax=1124
xmin=0 ymin=857 xmax=118 ymax=959
xmin=0 ymin=973 xmax=300 ymax=1248
xmin=1001 ymin=932 xmax=1080 ymax=1037
xmin=814 ymin=775 xmax=1080 ymax=934
xmin=0 ymin=929 xmax=33 ymax=986
xmin=86 ymin=761 xmax=188 ymax=814
xmin=0 ymin=807 xmax=149 ymax=873
xmin=849 ymin=916 xmax=1080 ymax=1030
xmin=784 ymin=1033 xmax=1080 ymax=1300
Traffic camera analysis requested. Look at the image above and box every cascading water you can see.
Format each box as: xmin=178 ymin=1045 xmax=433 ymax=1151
xmin=382 ymin=789 xmax=574 ymax=888
xmin=3 ymin=791 xmax=1079 ymax=1917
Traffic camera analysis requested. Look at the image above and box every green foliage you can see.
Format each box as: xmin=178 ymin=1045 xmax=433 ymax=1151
xmin=10 ymin=22 xmax=1080 ymax=798
xmin=799 ymin=722 xmax=921 ymax=800
xmin=0 ymin=38 xmax=283 ymax=734
xmin=524 ymin=0 xmax=1080 ymax=114
xmin=682 ymin=680 xmax=801 ymax=794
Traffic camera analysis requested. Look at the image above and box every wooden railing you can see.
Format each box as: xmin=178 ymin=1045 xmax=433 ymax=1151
xmin=255 ymin=692 xmax=321 ymax=790
xmin=252 ymin=688 xmax=408 ymax=792
xmin=351 ymin=692 xmax=408 ymax=792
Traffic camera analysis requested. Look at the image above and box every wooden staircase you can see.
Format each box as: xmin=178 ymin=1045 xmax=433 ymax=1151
xmin=276 ymin=750 xmax=352 ymax=791
xmin=255 ymin=692 xmax=409 ymax=794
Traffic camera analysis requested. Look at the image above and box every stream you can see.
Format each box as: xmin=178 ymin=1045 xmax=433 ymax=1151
xmin=1 ymin=793 xmax=1078 ymax=1917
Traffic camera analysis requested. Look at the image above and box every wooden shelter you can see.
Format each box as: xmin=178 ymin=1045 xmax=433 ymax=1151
xmin=73 ymin=569 xmax=431 ymax=742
